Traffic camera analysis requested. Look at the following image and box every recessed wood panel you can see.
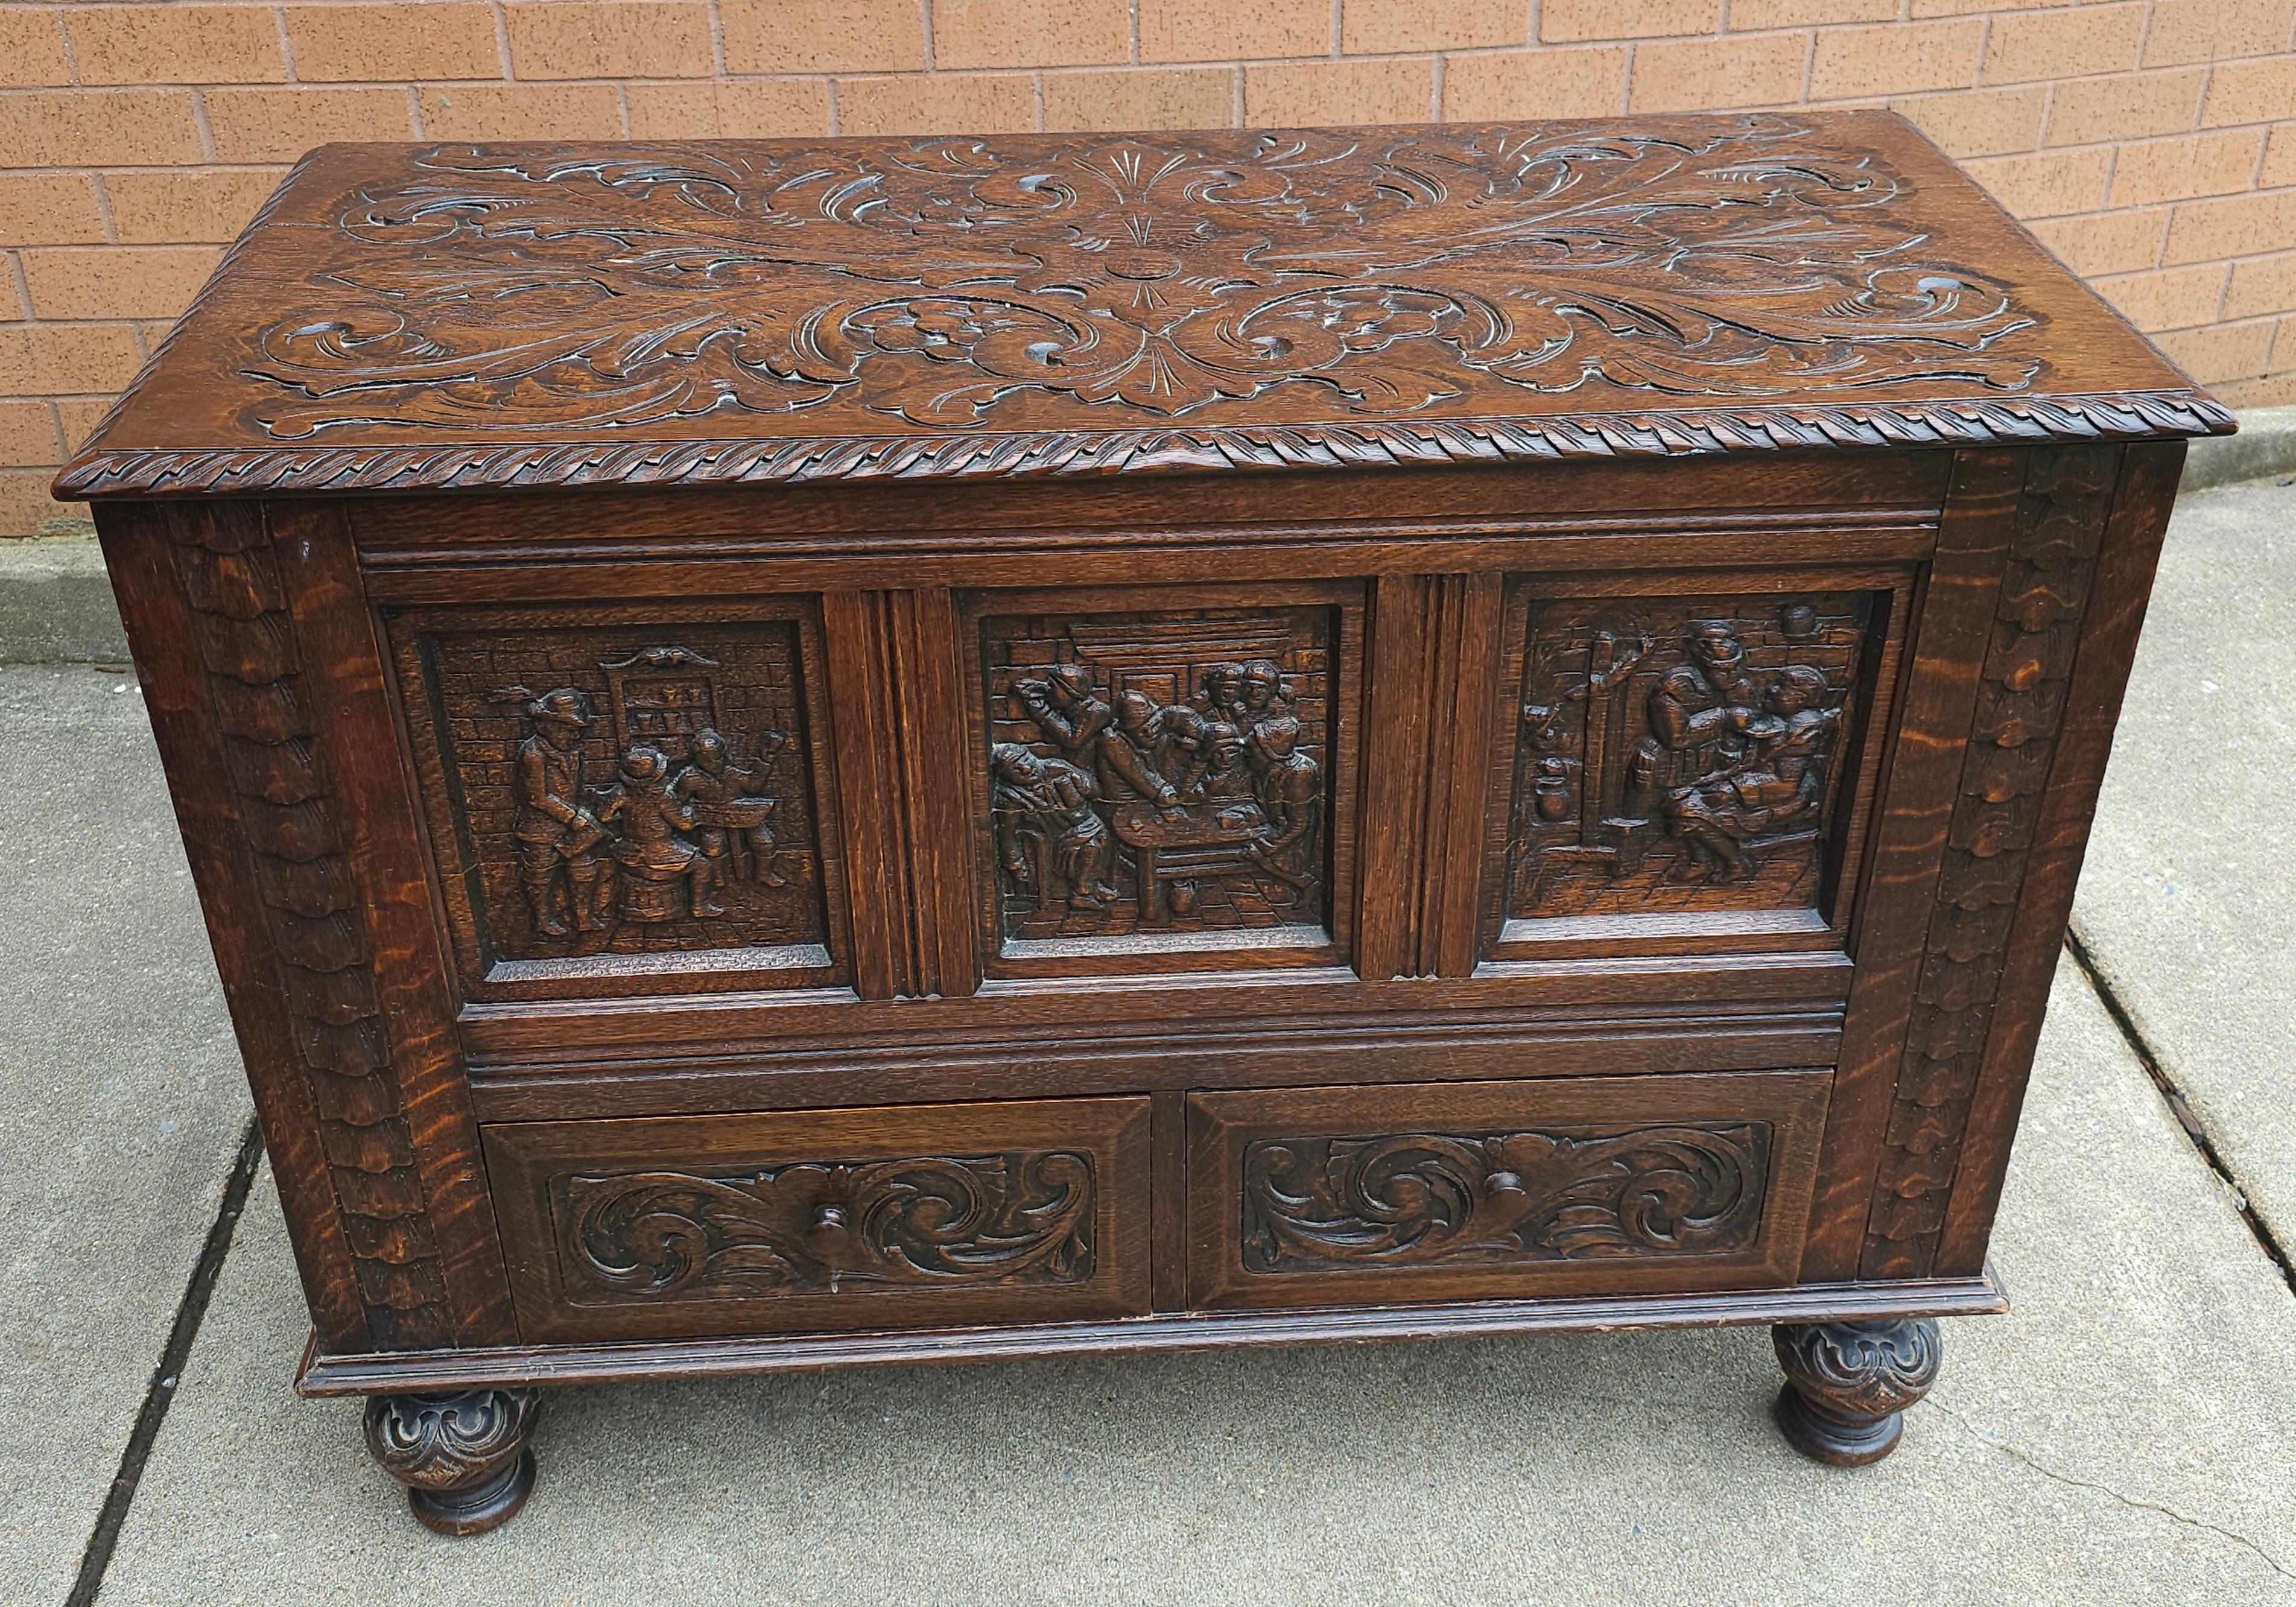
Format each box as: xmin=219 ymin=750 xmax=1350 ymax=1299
xmin=388 ymin=600 xmax=848 ymax=1001
xmin=960 ymin=583 xmax=1362 ymax=977
xmin=1187 ymin=1071 xmax=1830 ymax=1309
xmin=1484 ymin=569 xmax=1912 ymax=961
xmin=486 ymin=1096 xmax=1153 ymax=1341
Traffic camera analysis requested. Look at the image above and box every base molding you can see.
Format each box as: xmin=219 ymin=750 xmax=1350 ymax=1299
xmin=298 ymin=1266 xmax=2006 ymax=1397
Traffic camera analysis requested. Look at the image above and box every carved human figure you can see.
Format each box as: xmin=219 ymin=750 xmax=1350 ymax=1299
xmin=676 ymin=726 xmax=789 ymax=887
xmin=1015 ymin=663 xmax=1111 ymax=772
xmin=989 ymin=742 xmax=1118 ymax=911
xmin=1243 ymin=714 xmax=1321 ymax=897
xmin=1097 ymin=690 xmax=1184 ymax=813
xmin=1663 ymin=665 xmax=1841 ymax=881
xmin=1625 ymin=620 xmax=1762 ymax=817
xmin=510 ymin=687 xmax=610 ymax=937
xmin=595 ymin=745 xmax=720 ymax=921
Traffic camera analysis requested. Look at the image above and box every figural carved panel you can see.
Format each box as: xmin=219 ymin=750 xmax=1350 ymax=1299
xmin=1495 ymin=586 xmax=1896 ymax=945
xmin=390 ymin=604 xmax=842 ymax=998
xmin=968 ymin=589 xmax=1357 ymax=969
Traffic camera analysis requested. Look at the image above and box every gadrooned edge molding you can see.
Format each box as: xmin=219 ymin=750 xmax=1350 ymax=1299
xmin=52 ymin=390 xmax=2236 ymax=501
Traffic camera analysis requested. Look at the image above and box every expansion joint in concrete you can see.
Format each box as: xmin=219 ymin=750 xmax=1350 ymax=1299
xmin=2063 ymin=931 xmax=2296 ymax=1301
xmin=66 ymin=1117 xmax=265 ymax=1607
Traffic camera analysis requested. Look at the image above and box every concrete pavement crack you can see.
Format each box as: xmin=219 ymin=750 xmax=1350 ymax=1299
xmin=1926 ymin=1399 xmax=2295 ymax=1580
xmin=64 ymin=1115 xmax=264 ymax=1607
xmin=2064 ymin=929 xmax=2296 ymax=1298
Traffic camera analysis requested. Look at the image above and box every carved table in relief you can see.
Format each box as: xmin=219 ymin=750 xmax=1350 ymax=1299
xmin=57 ymin=113 xmax=2228 ymax=1532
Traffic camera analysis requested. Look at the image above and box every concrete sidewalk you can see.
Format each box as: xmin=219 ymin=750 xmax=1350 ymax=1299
xmin=7 ymin=479 xmax=2294 ymax=1605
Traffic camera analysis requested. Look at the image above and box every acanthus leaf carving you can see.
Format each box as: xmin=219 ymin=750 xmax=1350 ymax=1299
xmin=1240 ymin=1122 xmax=1772 ymax=1274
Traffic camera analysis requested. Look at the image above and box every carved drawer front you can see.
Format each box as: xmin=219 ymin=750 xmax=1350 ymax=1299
xmin=387 ymin=600 xmax=849 ymax=1002
xmin=485 ymin=1097 xmax=1152 ymax=1342
xmin=1187 ymin=1071 xmax=1829 ymax=1310
xmin=1487 ymin=572 xmax=1913 ymax=961
xmin=960 ymin=583 xmax=1363 ymax=978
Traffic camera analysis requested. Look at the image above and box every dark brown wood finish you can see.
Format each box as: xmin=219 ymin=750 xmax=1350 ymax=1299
xmin=65 ymin=116 xmax=2218 ymax=1518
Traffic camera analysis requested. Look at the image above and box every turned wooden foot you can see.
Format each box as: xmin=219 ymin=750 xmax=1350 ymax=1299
xmin=1771 ymin=1317 xmax=1941 ymax=1466
xmin=363 ymin=1389 xmax=541 ymax=1535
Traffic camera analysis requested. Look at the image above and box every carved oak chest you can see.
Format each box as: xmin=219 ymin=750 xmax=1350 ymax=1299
xmin=59 ymin=113 xmax=2228 ymax=1533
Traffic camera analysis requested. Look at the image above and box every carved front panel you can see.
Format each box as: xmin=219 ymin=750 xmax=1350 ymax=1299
xmin=560 ymin=1150 xmax=1094 ymax=1301
xmin=390 ymin=604 xmax=841 ymax=997
xmin=1500 ymin=590 xmax=1882 ymax=933
xmin=1241 ymin=1123 xmax=1772 ymax=1274
xmin=970 ymin=592 xmax=1354 ymax=968
xmin=485 ymin=1098 xmax=1152 ymax=1340
xmin=1189 ymin=1073 xmax=1828 ymax=1308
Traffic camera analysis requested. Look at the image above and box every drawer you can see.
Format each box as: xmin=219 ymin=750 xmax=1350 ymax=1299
xmin=1187 ymin=1071 xmax=1828 ymax=1310
xmin=485 ymin=1097 xmax=1152 ymax=1342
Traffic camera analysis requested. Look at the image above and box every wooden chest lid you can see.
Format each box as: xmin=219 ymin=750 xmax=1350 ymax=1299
xmin=55 ymin=112 xmax=2229 ymax=501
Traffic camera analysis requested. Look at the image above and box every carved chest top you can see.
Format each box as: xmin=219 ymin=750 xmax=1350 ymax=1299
xmin=58 ymin=112 xmax=2226 ymax=501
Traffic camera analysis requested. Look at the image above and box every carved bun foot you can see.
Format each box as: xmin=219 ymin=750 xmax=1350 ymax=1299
xmin=363 ymin=1389 xmax=542 ymax=1536
xmin=1771 ymin=1317 xmax=1941 ymax=1467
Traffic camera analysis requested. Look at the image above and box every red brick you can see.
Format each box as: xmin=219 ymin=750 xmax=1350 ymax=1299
xmin=106 ymin=171 xmax=286 ymax=246
xmin=1541 ymin=0 xmax=1719 ymax=42
xmin=722 ymin=0 xmax=926 ymax=72
xmin=2046 ymin=69 xmax=2206 ymax=148
xmin=0 ymin=402 xmax=60 ymax=469
xmin=936 ymin=0 xmax=1128 ymax=69
xmin=1810 ymin=20 xmax=1981 ymax=101
xmin=1628 ymin=34 xmax=1806 ymax=113
xmin=1042 ymin=69 xmax=1235 ymax=132
xmin=0 ymin=177 xmax=109 ymax=248
xmin=1344 ymin=0 xmax=1523 ymax=54
xmin=70 ymin=6 xmax=286 ymax=86
xmin=837 ymin=72 xmax=1036 ymax=135
xmin=1143 ymin=0 xmax=1326 ymax=62
xmin=0 ymin=91 xmax=205 ymax=167
xmin=626 ymin=83 xmax=832 ymax=138
xmin=0 ymin=325 xmax=150 ymax=397
xmin=1444 ymin=47 xmax=1628 ymax=121
xmin=0 ymin=11 xmax=73 ymax=87
xmin=1245 ymin=59 xmax=1434 ymax=125
xmin=282 ymin=4 xmax=503 ymax=81
xmin=22 ymin=246 xmax=224 ymax=321
xmin=1984 ymin=4 xmax=2145 ymax=85
xmin=206 ymin=88 xmax=419 ymax=163
xmin=505 ymin=3 xmax=713 ymax=80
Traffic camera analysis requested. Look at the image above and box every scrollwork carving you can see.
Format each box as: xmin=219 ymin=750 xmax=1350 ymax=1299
xmin=54 ymin=121 xmax=2232 ymax=500
xmin=363 ymin=1388 xmax=542 ymax=1535
xmin=1239 ymin=1122 xmax=1771 ymax=1274
xmin=558 ymin=1150 xmax=1096 ymax=1300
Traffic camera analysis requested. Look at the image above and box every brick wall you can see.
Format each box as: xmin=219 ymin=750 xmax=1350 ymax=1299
xmin=5 ymin=0 xmax=2293 ymax=536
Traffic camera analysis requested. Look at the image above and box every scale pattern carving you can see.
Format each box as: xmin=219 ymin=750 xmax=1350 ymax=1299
xmin=1860 ymin=446 xmax=2117 ymax=1279
xmin=559 ymin=1150 xmax=1095 ymax=1299
xmin=1241 ymin=1122 xmax=1771 ymax=1273
xmin=166 ymin=507 xmax=452 ymax=1347
xmin=52 ymin=119 xmax=2231 ymax=498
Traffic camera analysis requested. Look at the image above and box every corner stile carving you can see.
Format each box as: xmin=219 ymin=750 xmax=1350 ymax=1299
xmin=167 ymin=502 xmax=455 ymax=1348
xmin=1860 ymin=447 xmax=2117 ymax=1280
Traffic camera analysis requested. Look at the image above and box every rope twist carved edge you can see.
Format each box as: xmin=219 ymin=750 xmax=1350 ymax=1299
xmin=168 ymin=505 xmax=455 ymax=1348
xmin=1860 ymin=446 xmax=2117 ymax=1280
